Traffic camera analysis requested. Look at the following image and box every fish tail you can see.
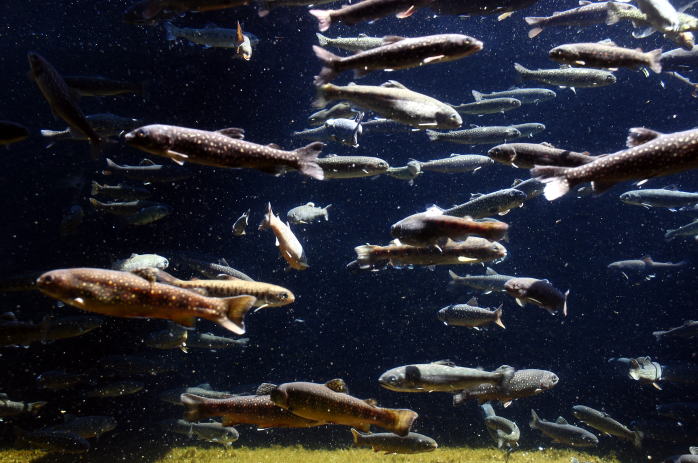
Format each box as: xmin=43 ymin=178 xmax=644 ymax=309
xmin=471 ymin=90 xmax=483 ymax=101
xmin=309 ymin=9 xmax=332 ymax=32
xmin=530 ymin=165 xmax=572 ymax=201
xmin=529 ymin=409 xmax=540 ymax=429
xmin=350 ymin=428 xmax=363 ymax=446
xmin=605 ymin=4 xmax=621 ymax=25
xmin=354 ymin=245 xmax=378 ymax=268
xmin=664 ymin=229 xmax=676 ymax=240
xmin=513 ymin=62 xmax=530 ymax=76
xmin=316 ymin=32 xmax=329 ymax=47
xmin=524 ymin=17 xmax=544 ymax=38
xmin=452 ymin=392 xmax=467 ymax=406
xmin=28 ymin=401 xmax=48 ymax=415
xmin=652 ymin=330 xmax=664 ymax=341
xmin=89 ymin=197 xmax=105 ymax=208
xmin=647 ymin=48 xmax=663 ymax=73
xmin=294 ymin=142 xmax=325 ymax=180
xmin=312 ymin=83 xmax=338 ymax=109
xmin=387 ymin=408 xmax=418 ymax=437
xmin=90 ymin=181 xmax=101 ymax=196
xmin=425 ymin=129 xmax=440 ymax=141
xmin=218 ymin=295 xmax=256 ymax=335
xmin=181 ymin=393 xmax=207 ymax=422
xmin=447 ymin=270 xmax=462 ymax=281
xmin=494 ymin=306 xmax=506 ymax=329
xmin=632 ymin=430 xmax=643 ymax=448
xmin=313 ymin=45 xmax=340 ymax=86
xmin=164 ymin=22 xmax=176 ymax=41
xmin=258 ymin=202 xmax=273 ymax=231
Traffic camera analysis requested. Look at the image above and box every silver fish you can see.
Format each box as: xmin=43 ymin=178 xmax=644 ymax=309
xmin=529 ymin=410 xmax=598 ymax=447
xmin=514 ymin=62 xmax=616 ymax=88
xmin=378 ymin=361 xmax=514 ymax=392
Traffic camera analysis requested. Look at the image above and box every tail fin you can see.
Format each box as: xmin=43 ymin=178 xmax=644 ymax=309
xmin=28 ymin=401 xmax=48 ymax=414
xmin=350 ymin=428 xmax=364 ymax=447
xmin=664 ymin=229 xmax=676 ymax=241
xmin=40 ymin=129 xmax=68 ymax=138
xmin=387 ymin=408 xmax=418 ymax=437
xmin=313 ymin=45 xmax=341 ymax=86
xmin=513 ymin=63 xmax=530 ymax=76
xmin=164 ymin=22 xmax=176 ymax=41
xmin=606 ymin=4 xmax=621 ymax=25
xmin=426 ymin=130 xmax=440 ymax=141
xmin=652 ymin=330 xmax=664 ymax=341
xmin=258 ymin=202 xmax=273 ymax=231
xmin=494 ymin=306 xmax=505 ymax=329
xmin=530 ymin=165 xmax=572 ymax=201
xmin=316 ymin=32 xmax=329 ymax=47
xmin=471 ymin=90 xmax=483 ymax=101
xmin=632 ymin=430 xmax=643 ymax=448
xmin=647 ymin=49 xmax=662 ymax=73
xmin=88 ymin=197 xmax=105 ymax=208
xmin=309 ymin=9 xmax=332 ymax=32
xmin=90 ymin=181 xmax=101 ymax=196
xmin=294 ymin=142 xmax=325 ymax=180
xmin=217 ymin=295 xmax=257 ymax=335
xmin=181 ymin=393 xmax=206 ymax=422
xmin=448 ymin=270 xmax=462 ymax=281
xmin=312 ymin=83 xmax=337 ymax=109
xmin=529 ymin=409 xmax=540 ymax=429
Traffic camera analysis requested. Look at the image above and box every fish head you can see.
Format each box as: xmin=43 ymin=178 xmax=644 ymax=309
xmin=619 ymin=192 xmax=639 ymax=205
xmin=27 ymin=52 xmax=48 ymax=79
xmin=36 ymin=269 xmax=94 ymax=302
xmin=603 ymin=73 xmax=617 ymax=85
xmin=436 ymin=306 xmax=450 ymax=321
xmin=540 ymin=371 xmax=559 ymax=390
xmin=270 ymin=289 xmax=295 ymax=306
xmin=507 ymin=189 xmax=527 ymax=202
xmin=436 ymin=110 xmax=463 ymax=129
xmin=548 ymin=45 xmax=577 ymax=64
xmin=268 ymin=387 xmax=289 ymax=408
xmin=406 ymin=160 xmax=422 ymax=175
xmin=456 ymin=35 xmax=484 ymax=55
xmin=416 ymin=435 xmax=439 ymax=451
xmin=378 ymin=367 xmax=411 ymax=391
xmin=489 ymin=241 xmax=508 ymax=258
xmin=487 ymin=145 xmax=515 ymax=164
xmin=376 ymin=159 xmax=390 ymax=170
xmin=505 ymin=128 xmax=522 ymax=139
xmin=124 ymin=125 xmax=174 ymax=154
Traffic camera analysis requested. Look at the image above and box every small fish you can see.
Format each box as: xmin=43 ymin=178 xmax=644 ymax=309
xmin=186 ymin=332 xmax=250 ymax=350
xmin=314 ymin=81 xmax=461 ymax=130
xmin=165 ymin=21 xmax=255 ymax=60
xmin=293 ymin=117 xmax=363 ymax=147
xmin=125 ymin=124 xmax=324 ymax=180
xmin=391 ymin=207 xmax=508 ymax=245
xmin=0 ymin=395 xmax=47 ymax=417
xmin=653 ymin=320 xmax=698 ymax=341
xmin=232 ymin=209 xmax=251 ymax=236
xmin=510 ymin=123 xmax=546 ymax=138
xmin=549 ymin=41 xmax=662 ymax=74
xmin=511 ymin=177 xmax=546 ymax=199
xmin=530 ymin=410 xmax=599 ymax=447
xmin=309 ymin=0 xmax=434 ymax=31
xmin=488 ymin=142 xmax=594 ymax=169
xmin=571 ymin=405 xmax=642 ymax=448
xmin=659 ymin=47 xmax=698 ymax=71
xmin=438 ymin=297 xmax=505 ymax=329
xmin=41 ymin=113 xmax=142 ymax=143
xmin=0 ymin=121 xmax=29 ymax=145
xmin=504 ymin=277 xmax=569 ymax=316
xmin=620 ymin=188 xmax=698 ymax=209
xmin=112 ymin=253 xmax=169 ymax=272
xmin=102 ymin=158 xmax=193 ymax=183
xmin=36 ymin=268 xmax=257 ymax=334
xmin=91 ymin=182 xmax=152 ymax=201
xmin=452 ymin=368 xmax=558 ymax=407
xmin=89 ymin=198 xmax=161 ymax=216
xmin=44 ymin=415 xmax=117 ymax=439
xmin=378 ymin=361 xmax=514 ymax=392
xmin=259 ymin=203 xmax=309 ymax=271
xmin=607 ymin=256 xmax=687 ymax=273
xmin=160 ymin=419 xmax=239 ymax=446
xmin=145 ymin=324 xmax=188 ymax=351
xmin=416 ymin=154 xmax=493 ymax=173
xmin=269 ymin=379 xmax=418 ymax=436
xmin=514 ymin=62 xmax=616 ymax=89
xmin=63 ymin=75 xmax=144 ymax=97
xmin=525 ymin=2 xmax=628 ymax=38
xmin=313 ymin=34 xmax=483 ymax=85
xmin=636 ymin=0 xmax=680 ymax=32
xmin=666 ymin=218 xmax=698 ymax=240
xmin=448 ymin=267 xmax=515 ymax=294
xmin=427 ymin=126 xmax=521 ymax=145
xmin=16 ymin=429 xmax=90 ymax=454
xmin=531 ymin=127 xmax=698 ymax=200
xmin=317 ymin=154 xmax=390 ymax=179
xmin=287 ymin=202 xmax=331 ymax=224
xmin=471 ymin=88 xmax=557 ymax=104
xmin=483 ymin=413 xmax=520 ymax=449
xmin=606 ymin=3 xmax=695 ymax=49
xmin=308 ymin=102 xmax=359 ymax=126
xmin=42 ymin=316 xmax=105 ymax=341
xmin=316 ymin=33 xmax=385 ymax=52
xmin=350 ymin=428 xmax=438 ymax=454
xmin=444 ymin=188 xmax=527 ymax=219
xmin=124 ymin=204 xmax=172 ymax=225
xmin=36 ymin=371 xmax=89 ymax=391
xmin=452 ymin=97 xmax=521 ymax=115
xmin=86 ymin=380 xmax=144 ymax=398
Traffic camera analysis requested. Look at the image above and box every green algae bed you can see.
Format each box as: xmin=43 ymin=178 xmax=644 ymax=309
xmin=0 ymin=445 xmax=621 ymax=463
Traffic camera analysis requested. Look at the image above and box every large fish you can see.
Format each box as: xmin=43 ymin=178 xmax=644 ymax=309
xmin=453 ymin=369 xmax=559 ymax=406
xmin=571 ymin=405 xmax=642 ymax=447
xmin=378 ymin=361 xmax=514 ymax=392
xmin=529 ymin=410 xmax=599 ymax=447
xmin=531 ymin=127 xmax=698 ymax=200
xmin=549 ymin=42 xmax=662 ymax=73
xmin=36 ymin=268 xmax=256 ymax=334
xmin=504 ymin=277 xmax=569 ymax=316
xmin=438 ymin=297 xmax=505 ymax=329
xmin=125 ymin=124 xmax=324 ymax=180
xmin=525 ymin=2 xmax=628 ymax=38
xmin=390 ymin=207 xmax=508 ymax=245
xmin=514 ymin=62 xmax=616 ymax=88
xmin=350 ymin=429 xmax=437 ymax=454
xmin=488 ymin=142 xmax=594 ymax=169
xmin=309 ymin=0 xmax=434 ymax=31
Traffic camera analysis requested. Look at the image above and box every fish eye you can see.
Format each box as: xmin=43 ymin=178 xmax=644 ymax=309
xmin=277 ymin=292 xmax=288 ymax=300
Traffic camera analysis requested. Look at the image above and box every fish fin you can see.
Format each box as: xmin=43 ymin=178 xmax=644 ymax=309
xmin=350 ymin=428 xmax=362 ymax=445
xmin=530 ymin=165 xmax=572 ymax=200
xmin=363 ymin=398 xmax=378 ymax=406
xmin=236 ymin=21 xmax=244 ymax=43
xmin=293 ymin=142 xmax=325 ymax=180
xmin=309 ymin=9 xmax=332 ymax=32
xmin=313 ymin=45 xmax=340 ymax=85
xmin=423 ymin=55 xmax=446 ymax=64
xmin=494 ymin=306 xmax=505 ymax=329
xmin=503 ymin=400 xmax=512 ymax=408
xmin=216 ymin=295 xmax=257 ymax=335
xmin=432 ymin=359 xmax=456 ymax=366
xmin=515 ymin=298 xmax=525 ymax=307
xmin=633 ymin=430 xmax=643 ymax=448
xmin=315 ymin=33 xmax=328 ymax=46
xmin=255 ymin=383 xmax=277 ymax=395
xmin=466 ymin=296 xmax=478 ymax=306
xmin=555 ymin=416 xmax=568 ymax=424
xmin=387 ymin=408 xmax=418 ymax=436
xmin=527 ymin=26 xmax=543 ymax=38
xmin=448 ymin=270 xmax=462 ymax=280
xmin=485 ymin=267 xmax=499 ymax=275
xmin=215 ymin=127 xmax=245 ymax=139
xmin=380 ymin=80 xmax=407 ymax=89
xmin=324 ymin=378 xmax=348 ymax=393
xmin=498 ymin=11 xmax=514 ymax=20
xmin=166 ymin=150 xmax=189 ymax=165
xmin=627 ymin=127 xmax=663 ymax=147
xmin=28 ymin=401 xmax=47 ymax=414
xmin=395 ymin=5 xmax=417 ymax=18
xmin=382 ymin=35 xmax=406 ymax=44
xmin=180 ymin=393 xmax=207 ymax=422
xmin=563 ymin=290 xmax=569 ymax=317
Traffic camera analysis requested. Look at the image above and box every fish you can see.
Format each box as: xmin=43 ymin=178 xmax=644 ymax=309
xmin=427 ymin=126 xmax=521 ymax=145
xmin=232 ymin=209 xmax=251 ymax=236
xmin=525 ymin=1 xmax=629 ymax=38
xmin=317 ymin=154 xmax=390 ymax=179
xmin=16 ymin=429 xmax=90 ymax=453
xmin=112 ymin=253 xmax=169 ymax=272
xmin=86 ymin=380 xmax=144 ymax=398
xmin=41 ymin=113 xmax=143 ymax=143
xmin=124 ymin=204 xmax=172 ymax=225
xmin=293 ymin=116 xmax=363 ymax=147
xmin=453 ymin=368 xmax=559 ymax=406
xmin=653 ymin=320 xmax=698 ymax=341
xmin=511 ymin=177 xmax=546 ymax=199
xmin=663 ymin=450 xmax=698 ymax=463
xmin=636 ymin=0 xmax=680 ymax=32
xmin=360 ymin=118 xmax=416 ymax=133
xmin=36 ymin=371 xmax=89 ymax=391
xmin=169 ymin=253 xmax=255 ymax=281
xmin=259 ymin=203 xmax=309 ymax=271
xmin=626 ymin=356 xmax=663 ymax=387
xmin=448 ymin=267 xmax=515 ymax=294
xmin=571 ymin=405 xmax=643 ymax=447
xmin=659 ymin=47 xmax=698 ymax=71
xmin=309 ymin=0 xmax=434 ymax=31
xmin=160 ymin=385 xmax=236 ymax=405
xmin=437 ymin=297 xmax=505 ymax=329
xmin=44 ymin=415 xmax=118 ymax=439
xmin=471 ymin=88 xmax=557 ymax=104
xmin=350 ymin=429 xmax=438 ymax=454
xmin=63 ymin=75 xmax=144 ymax=97
xmin=102 ymin=158 xmax=193 ymax=183
xmin=268 ymin=379 xmax=418 ymax=436
xmin=316 ymin=33 xmax=385 ymax=52
xmin=390 ymin=207 xmax=508 ymax=245
xmin=41 ymin=316 xmax=105 ymax=341
xmin=444 ymin=188 xmax=527 ymax=219
xmin=416 ymin=154 xmax=493 ymax=173
xmin=181 ymin=392 xmax=323 ymax=428
xmin=89 ymin=198 xmax=162 ymax=216
xmin=607 ymin=256 xmax=687 ymax=273
xmin=656 ymin=402 xmax=698 ymax=422
xmin=287 ymin=202 xmax=332 ymax=224
xmin=91 ymin=182 xmax=152 ymax=201
xmin=483 ymin=413 xmax=520 ymax=449
xmin=186 ymin=332 xmax=249 ymax=350
xmin=549 ymin=41 xmax=662 ymax=74
xmin=36 ymin=268 xmax=257 ymax=335
xmin=531 ymin=127 xmax=698 ymax=200
xmin=160 ymin=419 xmax=239 ymax=446
xmin=355 ymin=237 xmax=507 ymax=269
xmin=27 ymin=52 xmax=102 ymax=156
xmin=378 ymin=361 xmax=514 ymax=392
xmin=165 ymin=21 xmax=255 ymax=60
xmin=313 ymin=34 xmax=483 ymax=85
xmin=529 ymin=410 xmax=599 ymax=447
xmin=0 ymin=121 xmax=29 ymax=145
xmin=620 ymin=188 xmax=698 ymax=209
xmin=0 ymin=314 xmax=103 ymax=346
xmin=257 ymin=0 xmax=338 ymax=16
xmin=452 ymin=97 xmax=522 ymax=115
xmin=665 ymin=218 xmax=698 ymax=240
xmin=0 ymin=394 xmax=47 ymax=417
xmin=510 ymin=123 xmax=546 ymax=138
xmin=125 ymin=124 xmax=324 ymax=180
xmin=145 ymin=323 xmax=189 ymax=351
xmin=488 ymin=142 xmax=594 ymax=169
xmin=514 ymin=63 xmax=616 ymax=89
xmin=314 ymin=81 xmax=461 ymax=129
xmin=385 ymin=161 xmax=422 ymax=184
xmin=308 ymin=103 xmax=359 ymax=126
xmin=606 ymin=3 xmax=696 ymax=49
xmin=504 ymin=277 xmax=569 ymax=316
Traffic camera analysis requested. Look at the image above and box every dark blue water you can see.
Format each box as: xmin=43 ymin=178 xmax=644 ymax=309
xmin=1 ymin=0 xmax=697 ymax=460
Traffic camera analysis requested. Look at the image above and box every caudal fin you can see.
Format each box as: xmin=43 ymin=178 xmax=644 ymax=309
xmin=28 ymin=401 xmax=47 ymax=415
xmin=309 ymin=9 xmax=332 ymax=32
xmin=181 ymin=393 xmax=207 ymax=422
xmin=647 ymin=48 xmax=663 ymax=73
xmin=316 ymin=32 xmax=329 ymax=47
xmin=524 ymin=17 xmax=545 ymax=38
xmin=530 ymin=165 xmax=572 ymax=201
xmin=471 ymin=90 xmax=483 ymax=101
xmin=387 ymin=408 xmax=418 ymax=436
xmin=494 ymin=306 xmax=506 ymax=329
xmin=632 ymin=430 xmax=643 ymax=448
xmin=513 ymin=63 xmax=530 ymax=76
xmin=313 ymin=45 xmax=341 ymax=86
xmin=350 ymin=428 xmax=364 ymax=447
xmin=529 ymin=409 xmax=540 ymax=429
xmin=294 ymin=142 xmax=325 ymax=180
xmin=217 ymin=295 xmax=257 ymax=335
xmin=90 ymin=181 xmax=101 ymax=196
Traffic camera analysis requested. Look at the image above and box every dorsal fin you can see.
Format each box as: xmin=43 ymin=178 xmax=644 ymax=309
xmin=139 ymin=158 xmax=157 ymax=166
xmin=382 ymin=35 xmax=406 ymax=45
xmin=466 ymin=296 xmax=479 ymax=306
xmin=432 ymin=359 xmax=456 ymax=367
xmin=363 ymin=398 xmax=378 ymax=406
xmin=486 ymin=267 xmax=499 ymax=276
xmin=380 ymin=80 xmax=407 ymax=90
xmin=555 ymin=416 xmax=569 ymax=425
xmin=255 ymin=383 xmax=277 ymax=395
xmin=324 ymin=378 xmax=348 ymax=393
xmin=215 ymin=127 xmax=245 ymax=139
xmin=627 ymin=127 xmax=663 ymax=147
